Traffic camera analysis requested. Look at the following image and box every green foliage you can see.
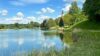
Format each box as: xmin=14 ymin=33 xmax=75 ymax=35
xmin=14 ymin=23 xmax=19 ymax=28
xmin=69 ymin=1 xmax=80 ymax=15
xmin=56 ymin=1 xmax=86 ymax=27
xmin=73 ymin=20 xmax=100 ymax=30
xmin=0 ymin=25 xmax=5 ymax=29
xmin=83 ymin=0 xmax=100 ymax=21
xmin=63 ymin=14 xmax=73 ymax=25
xmin=59 ymin=17 xmax=64 ymax=27
xmin=41 ymin=19 xmax=57 ymax=30
xmin=40 ymin=19 xmax=49 ymax=30
xmin=28 ymin=21 xmax=35 ymax=28
xmin=47 ymin=19 xmax=57 ymax=28
xmin=0 ymin=21 xmax=40 ymax=29
xmin=33 ymin=22 xmax=40 ymax=27
xmin=69 ymin=1 xmax=84 ymax=24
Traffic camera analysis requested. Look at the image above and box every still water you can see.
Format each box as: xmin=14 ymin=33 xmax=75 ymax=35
xmin=0 ymin=29 xmax=71 ymax=56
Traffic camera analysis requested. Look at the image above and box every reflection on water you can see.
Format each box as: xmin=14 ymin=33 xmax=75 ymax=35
xmin=0 ymin=29 xmax=73 ymax=56
xmin=59 ymin=32 xmax=64 ymax=41
xmin=58 ymin=31 xmax=74 ymax=48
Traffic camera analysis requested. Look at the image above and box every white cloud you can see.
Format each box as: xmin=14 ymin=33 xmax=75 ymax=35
xmin=63 ymin=0 xmax=73 ymax=3
xmin=47 ymin=7 xmax=55 ymax=13
xmin=41 ymin=8 xmax=47 ymax=13
xmin=37 ymin=7 xmax=55 ymax=14
xmin=0 ymin=10 xmax=49 ymax=24
xmin=20 ymin=0 xmax=48 ymax=4
xmin=37 ymin=15 xmax=49 ymax=23
xmin=63 ymin=0 xmax=85 ymax=3
xmin=0 ymin=17 xmax=35 ymax=24
xmin=10 ymin=0 xmax=49 ymax=6
xmin=62 ymin=4 xmax=71 ymax=12
xmin=63 ymin=0 xmax=77 ymax=2
xmin=16 ymin=12 xmax=24 ymax=18
xmin=27 ymin=16 xmax=36 ymax=22
xmin=0 ymin=11 xmax=37 ymax=24
xmin=10 ymin=1 xmax=25 ymax=6
xmin=0 ymin=9 xmax=8 ymax=16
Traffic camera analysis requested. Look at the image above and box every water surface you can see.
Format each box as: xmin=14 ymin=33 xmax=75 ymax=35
xmin=0 ymin=29 xmax=70 ymax=56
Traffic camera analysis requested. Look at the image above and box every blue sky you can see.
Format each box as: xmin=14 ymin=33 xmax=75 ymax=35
xmin=0 ymin=0 xmax=85 ymax=24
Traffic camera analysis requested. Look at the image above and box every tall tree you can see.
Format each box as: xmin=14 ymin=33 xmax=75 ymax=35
xmin=14 ymin=23 xmax=19 ymax=28
xmin=68 ymin=1 xmax=81 ymax=24
xmin=40 ymin=19 xmax=49 ymax=30
xmin=59 ymin=17 xmax=64 ymax=27
xmin=69 ymin=1 xmax=80 ymax=15
xmin=47 ymin=18 xmax=56 ymax=28
xmin=83 ymin=0 xmax=100 ymax=21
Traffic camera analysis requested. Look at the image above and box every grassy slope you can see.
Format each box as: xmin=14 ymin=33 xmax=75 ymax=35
xmin=72 ymin=19 xmax=100 ymax=30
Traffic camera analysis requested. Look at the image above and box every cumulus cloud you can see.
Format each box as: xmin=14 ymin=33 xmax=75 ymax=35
xmin=63 ymin=0 xmax=85 ymax=3
xmin=62 ymin=4 xmax=71 ymax=12
xmin=0 ymin=11 xmax=38 ymax=24
xmin=10 ymin=1 xmax=25 ymax=6
xmin=20 ymin=0 xmax=48 ymax=4
xmin=0 ymin=17 xmax=36 ymax=24
xmin=36 ymin=7 xmax=55 ymax=14
xmin=62 ymin=0 xmax=85 ymax=12
xmin=0 ymin=9 xmax=8 ymax=16
xmin=63 ymin=0 xmax=74 ymax=3
xmin=27 ymin=16 xmax=36 ymax=22
xmin=16 ymin=12 xmax=24 ymax=18
xmin=10 ymin=0 xmax=49 ymax=6
xmin=37 ymin=15 xmax=49 ymax=23
xmin=46 ymin=7 xmax=55 ymax=13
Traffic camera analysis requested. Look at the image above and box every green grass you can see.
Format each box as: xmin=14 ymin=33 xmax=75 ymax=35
xmin=72 ymin=20 xmax=100 ymax=30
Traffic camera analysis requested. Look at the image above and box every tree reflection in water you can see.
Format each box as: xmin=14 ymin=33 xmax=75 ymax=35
xmin=59 ymin=32 xmax=64 ymax=41
xmin=58 ymin=31 xmax=79 ymax=47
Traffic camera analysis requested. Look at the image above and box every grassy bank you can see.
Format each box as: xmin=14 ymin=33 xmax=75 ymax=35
xmin=71 ymin=19 xmax=100 ymax=30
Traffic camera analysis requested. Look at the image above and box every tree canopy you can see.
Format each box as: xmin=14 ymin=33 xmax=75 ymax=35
xmin=83 ymin=0 xmax=100 ymax=21
xmin=59 ymin=17 xmax=64 ymax=27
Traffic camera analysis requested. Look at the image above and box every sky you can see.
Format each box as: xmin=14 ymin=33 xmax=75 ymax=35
xmin=0 ymin=0 xmax=85 ymax=24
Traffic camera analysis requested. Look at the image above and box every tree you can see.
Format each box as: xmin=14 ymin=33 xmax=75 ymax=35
xmin=33 ymin=22 xmax=40 ymax=27
xmin=14 ymin=23 xmax=19 ymax=28
xmin=46 ymin=18 xmax=56 ymax=28
xmin=68 ymin=1 xmax=81 ymax=24
xmin=0 ymin=25 xmax=5 ymax=29
xmin=29 ymin=21 xmax=34 ymax=28
xmin=59 ymin=17 xmax=64 ymax=27
xmin=40 ymin=19 xmax=49 ymax=30
xmin=69 ymin=1 xmax=80 ymax=15
xmin=83 ymin=0 xmax=100 ymax=21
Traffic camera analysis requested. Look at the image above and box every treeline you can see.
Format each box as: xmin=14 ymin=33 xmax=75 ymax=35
xmin=40 ymin=1 xmax=87 ymax=30
xmin=83 ymin=0 xmax=100 ymax=21
xmin=40 ymin=19 xmax=57 ymax=30
xmin=0 ymin=21 xmax=40 ymax=29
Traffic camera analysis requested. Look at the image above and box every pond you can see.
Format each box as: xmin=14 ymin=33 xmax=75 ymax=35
xmin=0 ymin=29 xmax=100 ymax=56
xmin=0 ymin=28 xmax=72 ymax=56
